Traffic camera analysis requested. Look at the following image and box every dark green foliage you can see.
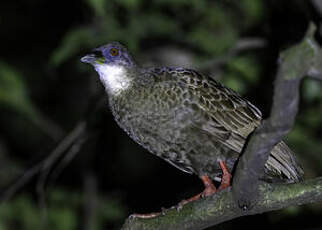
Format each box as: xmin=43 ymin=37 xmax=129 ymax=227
xmin=0 ymin=189 xmax=126 ymax=230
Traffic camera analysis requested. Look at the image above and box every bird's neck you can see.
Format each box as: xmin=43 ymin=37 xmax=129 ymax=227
xmin=95 ymin=64 xmax=134 ymax=96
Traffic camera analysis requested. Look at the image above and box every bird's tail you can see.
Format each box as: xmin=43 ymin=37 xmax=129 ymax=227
xmin=264 ymin=141 xmax=304 ymax=183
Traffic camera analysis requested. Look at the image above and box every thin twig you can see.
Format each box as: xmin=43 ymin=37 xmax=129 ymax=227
xmin=31 ymin=109 xmax=64 ymax=141
xmin=198 ymin=37 xmax=267 ymax=71
xmin=49 ymin=135 xmax=88 ymax=183
xmin=0 ymin=121 xmax=86 ymax=203
xmin=0 ymin=162 xmax=43 ymax=203
xmin=36 ymin=121 xmax=86 ymax=207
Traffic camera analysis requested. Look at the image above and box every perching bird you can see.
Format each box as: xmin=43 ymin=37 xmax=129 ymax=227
xmin=81 ymin=42 xmax=303 ymax=214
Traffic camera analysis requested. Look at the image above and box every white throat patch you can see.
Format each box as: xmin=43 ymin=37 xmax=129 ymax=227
xmin=95 ymin=64 xmax=132 ymax=95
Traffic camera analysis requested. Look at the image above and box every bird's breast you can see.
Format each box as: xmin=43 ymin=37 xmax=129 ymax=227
xmin=109 ymin=89 xmax=190 ymax=149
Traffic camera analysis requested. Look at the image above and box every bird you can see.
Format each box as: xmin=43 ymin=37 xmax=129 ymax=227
xmin=81 ymin=41 xmax=303 ymax=216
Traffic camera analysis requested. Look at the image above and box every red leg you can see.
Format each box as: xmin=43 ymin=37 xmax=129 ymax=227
xmin=200 ymin=175 xmax=217 ymax=196
xmin=218 ymin=161 xmax=232 ymax=191
xmin=178 ymin=175 xmax=216 ymax=207
xmin=179 ymin=161 xmax=231 ymax=207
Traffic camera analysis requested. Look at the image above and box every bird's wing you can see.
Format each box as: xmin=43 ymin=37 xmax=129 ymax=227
xmin=158 ymin=68 xmax=262 ymax=153
xmin=145 ymin=68 xmax=302 ymax=182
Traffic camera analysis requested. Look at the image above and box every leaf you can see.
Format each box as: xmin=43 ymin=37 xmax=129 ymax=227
xmin=86 ymin=0 xmax=107 ymax=16
xmin=0 ymin=61 xmax=62 ymax=139
xmin=118 ymin=0 xmax=142 ymax=10
xmin=302 ymin=79 xmax=322 ymax=102
xmin=239 ymin=0 xmax=264 ymax=26
xmin=227 ymin=55 xmax=259 ymax=83
xmin=187 ymin=5 xmax=238 ymax=55
xmin=0 ymin=61 xmax=36 ymax=119
xmin=99 ymin=197 xmax=127 ymax=221
xmin=50 ymin=27 xmax=94 ymax=66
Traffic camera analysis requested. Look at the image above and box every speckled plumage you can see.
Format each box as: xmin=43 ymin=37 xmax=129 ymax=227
xmin=82 ymin=42 xmax=303 ymax=183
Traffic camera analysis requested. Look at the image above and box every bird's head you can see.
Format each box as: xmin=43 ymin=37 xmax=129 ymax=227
xmin=81 ymin=42 xmax=135 ymax=67
xmin=81 ymin=42 xmax=137 ymax=95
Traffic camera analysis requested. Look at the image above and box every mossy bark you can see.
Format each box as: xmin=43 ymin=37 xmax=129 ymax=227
xmin=121 ymin=178 xmax=322 ymax=230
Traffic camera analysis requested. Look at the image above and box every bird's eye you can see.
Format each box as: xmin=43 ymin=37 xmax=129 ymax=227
xmin=110 ymin=48 xmax=119 ymax=57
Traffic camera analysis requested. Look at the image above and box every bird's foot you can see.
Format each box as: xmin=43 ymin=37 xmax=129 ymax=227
xmin=177 ymin=175 xmax=217 ymax=209
xmin=177 ymin=160 xmax=232 ymax=210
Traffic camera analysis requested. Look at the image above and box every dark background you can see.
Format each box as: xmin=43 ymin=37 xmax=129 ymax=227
xmin=0 ymin=0 xmax=322 ymax=229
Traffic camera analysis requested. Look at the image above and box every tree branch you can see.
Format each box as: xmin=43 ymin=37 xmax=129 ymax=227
xmin=121 ymin=178 xmax=322 ymax=230
xmin=311 ymin=0 xmax=322 ymax=48
xmin=312 ymin=0 xmax=322 ymax=19
xmin=232 ymin=23 xmax=321 ymax=209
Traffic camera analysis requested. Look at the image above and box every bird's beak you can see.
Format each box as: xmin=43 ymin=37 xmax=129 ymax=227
xmin=81 ymin=54 xmax=97 ymax=64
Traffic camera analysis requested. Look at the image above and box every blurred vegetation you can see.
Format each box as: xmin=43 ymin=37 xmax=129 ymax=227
xmin=0 ymin=189 xmax=126 ymax=230
xmin=0 ymin=0 xmax=321 ymax=229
